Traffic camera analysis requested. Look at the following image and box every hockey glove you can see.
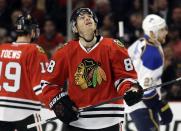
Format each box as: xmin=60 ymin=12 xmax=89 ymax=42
xmin=143 ymin=94 xmax=173 ymax=125
xmin=143 ymin=93 xmax=160 ymax=111
xmin=49 ymin=92 xmax=79 ymax=124
xmin=158 ymin=100 xmax=173 ymax=125
xmin=124 ymin=83 xmax=143 ymax=106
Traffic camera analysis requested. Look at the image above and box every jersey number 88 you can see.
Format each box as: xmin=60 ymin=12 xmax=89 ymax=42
xmin=124 ymin=58 xmax=134 ymax=71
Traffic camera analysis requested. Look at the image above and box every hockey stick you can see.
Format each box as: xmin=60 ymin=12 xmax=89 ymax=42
xmin=27 ymin=77 xmax=181 ymax=129
xmin=80 ymin=77 xmax=181 ymax=112
xmin=143 ymin=77 xmax=181 ymax=92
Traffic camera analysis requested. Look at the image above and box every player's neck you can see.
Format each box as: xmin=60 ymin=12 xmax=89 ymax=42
xmin=16 ymin=36 xmax=31 ymax=43
xmin=145 ymin=35 xmax=160 ymax=46
xmin=79 ymin=36 xmax=97 ymax=49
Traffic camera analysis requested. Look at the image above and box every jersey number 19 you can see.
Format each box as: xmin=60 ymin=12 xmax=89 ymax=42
xmin=0 ymin=62 xmax=21 ymax=92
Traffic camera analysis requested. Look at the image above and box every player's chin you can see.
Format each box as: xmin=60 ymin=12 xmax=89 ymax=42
xmin=161 ymin=38 xmax=166 ymax=44
xmin=89 ymin=27 xmax=96 ymax=33
xmin=158 ymin=37 xmax=166 ymax=44
xmin=161 ymin=40 xmax=165 ymax=44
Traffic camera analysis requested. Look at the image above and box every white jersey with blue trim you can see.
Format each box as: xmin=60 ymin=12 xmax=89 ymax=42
xmin=128 ymin=37 xmax=164 ymax=94
xmin=125 ymin=37 xmax=164 ymax=112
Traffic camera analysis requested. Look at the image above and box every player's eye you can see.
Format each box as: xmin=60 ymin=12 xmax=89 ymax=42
xmin=88 ymin=15 xmax=93 ymax=18
xmin=78 ymin=15 xmax=85 ymax=20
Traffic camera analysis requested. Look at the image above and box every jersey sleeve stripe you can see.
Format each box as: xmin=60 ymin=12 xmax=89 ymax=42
xmin=33 ymin=85 xmax=42 ymax=95
xmin=116 ymin=78 xmax=137 ymax=91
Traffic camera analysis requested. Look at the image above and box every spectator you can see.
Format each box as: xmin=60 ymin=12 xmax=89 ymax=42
xmin=165 ymin=61 xmax=181 ymax=100
xmin=73 ymin=0 xmax=90 ymax=9
xmin=168 ymin=25 xmax=181 ymax=60
xmin=124 ymin=12 xmax=143 ymax=45
xmin=20 ymin=0 xmax=45 ymax=28
xmin=161 ymin=44 xmax=175 ymax=99
xmin=170 ymin=5 xmax=181 ymax=30
xmin=0 ymin=26 xmax=9 ymax=43
xmin=152 ymin=0 xmax=169 ymax=20
xmin=94 ymin=0 xmax=111 ymax=28
xmin=109 ymin=0 xmax=132 ymax=23
xmin=45 ymin=0 xmax=66 ymax=35
xmin=37 ymin=17 xmax=64 ymax=58
xmin=9 ymin=9 xmax=23 ymax=41
xmin=0 ymin=0 xmax=11 ymax=29
xmin=100 ymin=13 xmax=117 ymax=38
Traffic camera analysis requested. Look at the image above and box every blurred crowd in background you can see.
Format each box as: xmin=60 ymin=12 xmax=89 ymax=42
xmin=0 ymin=0 xmax=180 ymax=101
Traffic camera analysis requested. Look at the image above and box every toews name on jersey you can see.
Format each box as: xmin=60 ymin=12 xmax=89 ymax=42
xmin=0 ymin=50 xmax=22 ymax=59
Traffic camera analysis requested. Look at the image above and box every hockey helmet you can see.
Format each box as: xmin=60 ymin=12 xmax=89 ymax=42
xmin=142 ymin=14 xmax=166 ymax=36
xmin=70 ymin=8 xmax=98 ymax=33
xmin=16 ymin=14 xmax=40 ymax=39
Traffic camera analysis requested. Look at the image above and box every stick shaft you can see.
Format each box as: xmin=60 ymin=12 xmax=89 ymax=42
xmin=80 ymin=77 xmax=181 ymax=112
xmin=79 ymin=96 xmax=123 ymax=112
xmin=27 ymin=77 xmax=181 ymax=129
xmin=143 ymin=77 xmax=181 ymax=92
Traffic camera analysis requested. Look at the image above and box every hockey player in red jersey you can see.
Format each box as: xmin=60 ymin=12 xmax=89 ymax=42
xmin=0 ymin=14 xmax=48 ymax=131
xmin=41 ymin=8 xmax=143 ymax=131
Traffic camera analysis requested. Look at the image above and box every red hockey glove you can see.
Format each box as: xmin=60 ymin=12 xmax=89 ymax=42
xmin=49 ymin=92 xmax=79 ymax=124
xmin=124 ymin=83 xmax=143 ymax=106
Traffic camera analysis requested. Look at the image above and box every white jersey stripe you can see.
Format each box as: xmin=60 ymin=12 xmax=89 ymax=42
xmin=0 ymin=96 xmax=41 ymax=104
xmin=0 ymin=101 xmax=41 ymax=110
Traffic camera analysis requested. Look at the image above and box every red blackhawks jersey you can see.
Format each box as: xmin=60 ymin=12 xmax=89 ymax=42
xmin=42 ymin=37 xmax=137 ymax=129
xmin=0 ymin=42 xmax=48 ymax=121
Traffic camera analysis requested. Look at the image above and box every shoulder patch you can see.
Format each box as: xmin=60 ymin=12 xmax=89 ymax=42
xmin=113 ymin=39 xmax=125 ymax=48
xmin=36 ymin=45 xmax=45 ymax=53
xmin=141 ymin=44 xmax=163 ymax=70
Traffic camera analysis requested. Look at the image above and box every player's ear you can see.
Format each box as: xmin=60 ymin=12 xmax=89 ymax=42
xmin=94 ymin=23 xmax=97 ymax=30
xmin=150 ymin=31 xmax=156 ymax=39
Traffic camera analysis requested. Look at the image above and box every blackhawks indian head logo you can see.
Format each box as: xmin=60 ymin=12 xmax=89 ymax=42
xmin=74 ymin=58 xmax=107 ymax=90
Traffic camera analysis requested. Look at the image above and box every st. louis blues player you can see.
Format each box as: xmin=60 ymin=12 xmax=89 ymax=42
xmin=126 ymin=14 xmax=173 ymax=131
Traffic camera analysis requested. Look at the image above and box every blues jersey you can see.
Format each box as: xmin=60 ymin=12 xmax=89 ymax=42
xmin=125 ymin=36 xmax=164 ymax=112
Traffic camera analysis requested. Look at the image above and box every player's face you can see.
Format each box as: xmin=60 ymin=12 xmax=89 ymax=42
xmin=157 ymin=26 xmax=168 ymax=44
xmin=76 ymin=13 xmax=96 ymax=34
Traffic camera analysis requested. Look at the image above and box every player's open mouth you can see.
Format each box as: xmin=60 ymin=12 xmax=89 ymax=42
xmin=85 ymin=22 xmax=92 ymax=25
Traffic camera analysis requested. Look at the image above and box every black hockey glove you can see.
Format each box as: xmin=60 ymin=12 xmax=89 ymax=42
xmin=49 ymin=92 xmax=79 ymax=124
xmin=124 ymin=83 xmax=143 ymax=106
xmin=143 ymin=94 xmax=173 ymax=125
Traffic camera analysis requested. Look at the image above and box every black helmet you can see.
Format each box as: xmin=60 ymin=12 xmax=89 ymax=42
xmin=15 ymin=14 xmax=40 ymax=38
xmin=70 ymin=8 xmax=98 ymax=33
